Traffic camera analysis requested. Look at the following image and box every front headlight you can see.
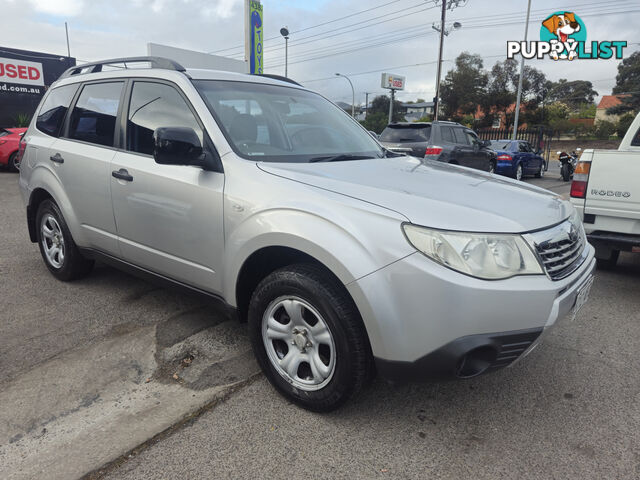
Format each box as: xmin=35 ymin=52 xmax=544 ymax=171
xmin=403 ymin=224 xmax=543 ymax=280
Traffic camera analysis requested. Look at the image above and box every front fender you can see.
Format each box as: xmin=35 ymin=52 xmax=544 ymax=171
xmin=222 ymin=207 xmax=414 ymax=307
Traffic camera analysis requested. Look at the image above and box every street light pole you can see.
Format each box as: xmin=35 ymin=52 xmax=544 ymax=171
xmin=433 ymin=0 xmax=446 ymax=121
xmin=335 ymin=73 xmax=355 ymax=117
xmin=512 ymin=0 xmax=532 ymax=139
xmin=364 ymin=92 xmax=371 ymax=119
xmin=280 ymin=27 xmax=289 ymax=77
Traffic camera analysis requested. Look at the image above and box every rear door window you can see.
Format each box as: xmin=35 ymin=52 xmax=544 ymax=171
xmin=441 ymin=126 xmax=454 ymax=143
xmin=453 ymin=128 xmax=469 ymax=145
xmin=36 ymin=84 xmax=79 ymax=137
xmin=67 ymin=82 xmax=124 ymax=147
xmin=379 ymin=126 xmax=430 ymax=143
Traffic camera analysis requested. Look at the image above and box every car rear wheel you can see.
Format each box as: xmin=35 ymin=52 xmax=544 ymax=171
xmin=595 ymin=249 xmax=619 ymax=270
xmin=36 ymin=200 xmax=94 ymax=281
xmin=248 ymin=264 xmax=372 ymax=412
xmin=515 ymin=164 xmax=523 ymax=181
xmin=8 ymin=152 xmax=19 ymax=172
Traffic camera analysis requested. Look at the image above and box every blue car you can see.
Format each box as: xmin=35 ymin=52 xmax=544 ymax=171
xmin=489 ymin=140 xmax=545 ymax=181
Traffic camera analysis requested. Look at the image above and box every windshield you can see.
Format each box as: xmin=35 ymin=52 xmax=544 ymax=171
xmin=379 ymin=125 xmax=431 ymax=143
xmin=194 ymin=80 xmax=383 ymax=163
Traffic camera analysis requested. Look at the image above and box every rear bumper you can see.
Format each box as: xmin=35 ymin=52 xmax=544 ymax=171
xmin=587 ymin=231 xmax=640 ymax=253
xmin=495 ymin=161 xmax=516 ymax=176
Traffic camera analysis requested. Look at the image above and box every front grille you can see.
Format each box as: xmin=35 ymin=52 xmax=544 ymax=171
xmin=531 ymin=218 xmax=587 ymax=280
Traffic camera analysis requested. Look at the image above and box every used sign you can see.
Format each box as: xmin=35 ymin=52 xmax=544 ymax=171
xmin=381 ymin=73 xmax=405 ymax=91
xmin=0 ymin=57 xmax=44 ymax=86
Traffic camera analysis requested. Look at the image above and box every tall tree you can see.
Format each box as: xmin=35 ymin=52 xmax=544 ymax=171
xmin=608 ymin=51 xmax=640 ymax=115
xmin=439 ymin=52 xmax=487 ymax=119
xmin=547 ymin=79 xmax=598 ymax=110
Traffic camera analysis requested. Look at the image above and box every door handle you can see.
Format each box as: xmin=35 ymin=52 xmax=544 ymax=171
xmin=50 ymin=153 xmax=64 ymax=164
xmin=112 ymin=168 xmax=134 ymax=182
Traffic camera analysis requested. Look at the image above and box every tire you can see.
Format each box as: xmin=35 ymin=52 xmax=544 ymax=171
xmin=535 ymin=162 xmax=544 ymax=178
xmin=8 ymin=152 xmax=19 ymax=172
xmin=595 ymin=249 xmax=619 ymax=270
xmin=561 ymin=163 xmax=571 ymax=182
xmin=36 ymin=199 xmax=94 ymax=281
xmin=514 ymin=164 xmax=523 ymax=181
xmin=248 ymin=263 xmax=372 ymax=412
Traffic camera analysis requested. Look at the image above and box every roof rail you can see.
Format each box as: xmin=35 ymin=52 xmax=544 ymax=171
xmin=59 ymin=56 xmax=186 ymax=79
xmin=256 ymin=73 xmax=302 ymax=86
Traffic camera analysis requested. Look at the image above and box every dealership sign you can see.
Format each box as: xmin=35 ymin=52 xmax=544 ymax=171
xmin=245 ymin=0 xmax=263 ymax=74
xmin=381 ymin=73 xmax=405 ymax=90
xmin=0 ymin=57 xmax=44 ymax=86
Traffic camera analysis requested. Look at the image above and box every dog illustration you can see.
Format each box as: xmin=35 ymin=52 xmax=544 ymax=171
xmin=542 ymin=12 xmax=581 ymax=60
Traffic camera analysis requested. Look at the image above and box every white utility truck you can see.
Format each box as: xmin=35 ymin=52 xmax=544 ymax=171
xmin=570 ymin=112 xmax=640 ymax=268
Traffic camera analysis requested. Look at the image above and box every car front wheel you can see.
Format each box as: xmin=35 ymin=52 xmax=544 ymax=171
xmin=248 ymin=264 xmax=372 ymax=412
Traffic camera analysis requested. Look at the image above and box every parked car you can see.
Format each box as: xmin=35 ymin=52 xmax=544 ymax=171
xmin=0 ymin=127 xmax=27 ymax=171
xmin=379 ymin=121 xmax=496 ymax=172
xmin=489 ymin=139 xmax=545 ymax=180
xmin=19 ymin=57 xmax=595 ymax=411
xmin=570 ymin=112 xmax=640 ymax=269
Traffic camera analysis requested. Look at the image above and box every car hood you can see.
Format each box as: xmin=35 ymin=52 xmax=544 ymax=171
xmin=257 ymin=156 xmax=571 ymax=233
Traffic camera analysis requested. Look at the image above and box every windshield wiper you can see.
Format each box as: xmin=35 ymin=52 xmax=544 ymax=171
xmin=309 ymin=154 xmax=373 ymax=163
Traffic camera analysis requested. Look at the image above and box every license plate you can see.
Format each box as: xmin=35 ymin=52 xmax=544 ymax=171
xmin=572 ymin=276 xmax=594 ymax=319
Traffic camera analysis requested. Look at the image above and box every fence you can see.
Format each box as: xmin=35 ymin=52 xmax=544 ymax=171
xmin=476 ymin=127 xmax=554 ymax=161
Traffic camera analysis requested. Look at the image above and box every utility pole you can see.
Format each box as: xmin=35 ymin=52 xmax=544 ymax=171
xmin=65 ymin=22 xmax=71 ymax=57
xmin=364 ymin=92 xmax=371 ymax=119
xmin=388 ymin=89 xmax=395 ymax=124
xmin=433 ymin=0 xmax=446 ymax=121
xmin=512 ymin=0 xmax=532 ymax=139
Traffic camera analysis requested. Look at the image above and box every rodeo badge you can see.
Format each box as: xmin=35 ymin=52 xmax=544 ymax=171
xmin=507 ymin=11 xmax=627 ymax=61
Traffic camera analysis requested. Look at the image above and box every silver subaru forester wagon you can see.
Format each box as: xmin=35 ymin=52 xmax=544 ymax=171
xmin=18 ymin=57 xmax=595 ymax=411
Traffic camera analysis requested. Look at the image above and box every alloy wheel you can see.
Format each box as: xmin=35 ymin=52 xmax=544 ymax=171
xmin=41 ymin=214 xmax=65 ymax=269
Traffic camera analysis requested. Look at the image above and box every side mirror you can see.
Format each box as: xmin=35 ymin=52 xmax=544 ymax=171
xmin=480 ymin=139 xmax=491 ymax=148
xmin=535 ymin=149 xmax=542 ymax=155
xmin=153 ymin=127 xmax=204 ymax=167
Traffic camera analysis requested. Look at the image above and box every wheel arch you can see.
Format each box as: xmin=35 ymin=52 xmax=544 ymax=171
xmin=25 ymin=166 xmax=84 ymax=244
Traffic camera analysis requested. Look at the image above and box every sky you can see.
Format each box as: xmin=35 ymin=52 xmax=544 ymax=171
xmin=0 ymin=0 xmax=638 ymax=106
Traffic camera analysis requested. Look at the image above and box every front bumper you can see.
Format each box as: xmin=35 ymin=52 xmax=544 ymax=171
xmin=346 ymin=245 xmax=596 ymax=381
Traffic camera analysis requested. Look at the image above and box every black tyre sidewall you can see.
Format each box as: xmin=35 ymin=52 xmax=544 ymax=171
xmin=36 ymin=200 xmax=93 ymax=281
xmin=8 ymin=152 xmax=18 ymax=172
xmin=248 ymin=266 xmax=369 ymax=412
xmin=561 ymin=164 xmax=570 ymax=181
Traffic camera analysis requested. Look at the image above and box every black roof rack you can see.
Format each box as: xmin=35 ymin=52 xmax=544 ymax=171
xmin=256 ymin=73 xmax=302 ymax=86
xmin=60 ymin=56 xmax=186 ymax=79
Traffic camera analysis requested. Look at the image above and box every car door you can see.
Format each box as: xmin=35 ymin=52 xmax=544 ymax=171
xmin=526 ymin=141 xmax=543 ymax=172
xmin=110 ymin=79 xmax=225 ymax=293
xmin=49 ymin=81 xmax=125 ymax=255
xmin=464 ymin=130 xmax=489 ymax=171
xmin=519 ymin=141 xmax=536 ymax=174
xmin=452 ymin=127 xmax=473 ymax=167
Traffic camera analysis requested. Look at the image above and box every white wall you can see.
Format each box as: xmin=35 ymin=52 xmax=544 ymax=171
xmin=147 ymin=43 xmax=246 ymax=73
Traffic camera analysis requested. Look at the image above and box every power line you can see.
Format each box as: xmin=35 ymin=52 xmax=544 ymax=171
xmin=224 ymin=1 xmax=437 ymax=58
xmin=268 ymin=5 xmax=640 ymax=69
xmin=208 ymin=0 xmax=416 ymax=54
